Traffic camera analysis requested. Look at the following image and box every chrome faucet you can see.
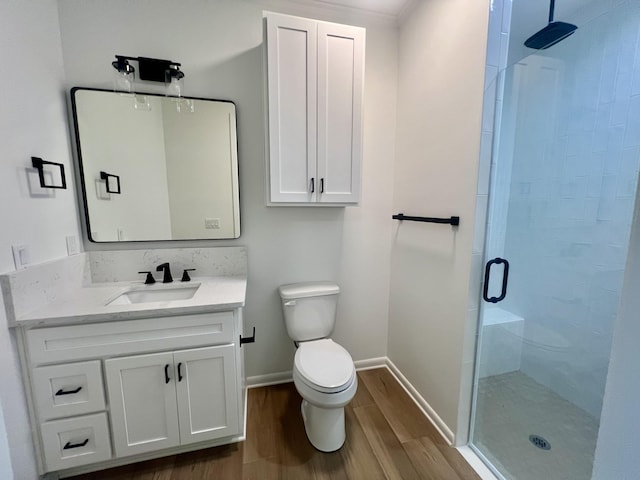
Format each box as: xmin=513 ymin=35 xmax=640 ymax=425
xmin=156 ymin=263 xmax=173 ymax=283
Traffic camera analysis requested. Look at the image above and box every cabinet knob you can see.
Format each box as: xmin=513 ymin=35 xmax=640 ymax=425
xmin=164 ymin=364 xmax=171 ymax=384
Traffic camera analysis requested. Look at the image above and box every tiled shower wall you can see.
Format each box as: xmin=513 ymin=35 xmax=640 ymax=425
xmin=499 ymin=1 xmax=640 ymax=417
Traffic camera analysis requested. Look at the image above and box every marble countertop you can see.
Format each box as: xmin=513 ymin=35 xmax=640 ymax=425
xmin=10 ymin=275 xmax=246 ymax=327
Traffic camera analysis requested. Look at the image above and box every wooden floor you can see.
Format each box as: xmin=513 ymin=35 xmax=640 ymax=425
xmin=70 ymin=368 xmax=480 ymax=480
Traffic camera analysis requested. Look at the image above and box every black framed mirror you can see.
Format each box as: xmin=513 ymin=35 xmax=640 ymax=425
xmin=71 ymin=87 xmax=240 ymax=242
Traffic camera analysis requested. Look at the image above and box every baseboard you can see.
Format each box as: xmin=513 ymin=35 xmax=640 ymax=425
xmin=354 ymin=357 xmax=387 ymax=370
xmin=246 ymin=357 xmax=388 ymax=388
xmin=246 ymin=370 xmax=292 ymax=388
xmin=385 ymin=358 xmax=455 ymax=445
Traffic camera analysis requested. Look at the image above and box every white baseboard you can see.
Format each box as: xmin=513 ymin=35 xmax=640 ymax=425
xmin=246 ymin=357 xmax=388 ymax=388
xmin=246 ymin=370 xmax=292 ymax=388
xmin=354 ymin=357 xmax=387 ymax=370
xmin=385 ymin=358 xmax=455 ymax=445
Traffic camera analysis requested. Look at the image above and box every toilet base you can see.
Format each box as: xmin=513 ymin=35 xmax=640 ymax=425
xmin=300 ymin=400 xmax=345 ymax=452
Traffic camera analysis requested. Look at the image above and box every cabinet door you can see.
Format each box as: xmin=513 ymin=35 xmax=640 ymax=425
xmin=174 ymin=345 xmax=239 ymax=445
xmin=266 ymin=12 xmax=318 ymax=203
xmin=105 ymin=352 xmax=179 ymax=457
xmin=317 ymin=22 xmax=365 ymax=204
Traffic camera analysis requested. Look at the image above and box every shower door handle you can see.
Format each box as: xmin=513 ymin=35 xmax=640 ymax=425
xmin=483 ymin=257 xmax=510 ymax=303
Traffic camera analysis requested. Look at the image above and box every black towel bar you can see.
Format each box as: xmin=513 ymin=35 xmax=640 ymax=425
xmin=392 ymin=213 xmax=460 ymax=226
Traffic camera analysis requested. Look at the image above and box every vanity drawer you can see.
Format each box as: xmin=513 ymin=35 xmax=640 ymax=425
xmin=26 ymin=311 xmax=235 ymax=364
xmin=32 ymin=361 xmax=105 ymax=421
xmin=40 ymin=413 xmax=111 ymax=472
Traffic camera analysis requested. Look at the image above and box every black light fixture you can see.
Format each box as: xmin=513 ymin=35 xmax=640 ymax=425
xmin=112 ymin=55 xmax=185 ymax=95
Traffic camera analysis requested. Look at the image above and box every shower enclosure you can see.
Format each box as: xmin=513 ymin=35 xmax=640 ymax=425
xmin=470 ymin=1 xmax=640 ymax=479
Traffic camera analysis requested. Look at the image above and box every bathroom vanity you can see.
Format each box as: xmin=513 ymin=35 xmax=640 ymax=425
xmin=1 ymin=248 xmax=248 ymax=478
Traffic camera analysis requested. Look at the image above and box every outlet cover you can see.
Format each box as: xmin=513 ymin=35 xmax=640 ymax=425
xmin=12 ymin=245 xmax=30 ymax=270
xmin=66 ymin=235 xmax=80 ymax=256
xmin=204 ymin=218 xmax=221 ymax=229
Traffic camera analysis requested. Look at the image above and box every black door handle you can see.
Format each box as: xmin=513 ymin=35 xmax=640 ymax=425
xmin=320 ymin=178 xmax=324 ymax=193
xmin=63 ymin=438 xmax=89 ymax=450
xmin=177 ymin=362 xmax=183 ymax=382
xmin=55 ymin=386 xmax=82 ymax=396
xmin=164 ymin=364 xmax=171 ymax=384
xmin=310 ymin=177 xmax=315 ymax=193
xmin=483 ymin=257 xmax=510 ymax=303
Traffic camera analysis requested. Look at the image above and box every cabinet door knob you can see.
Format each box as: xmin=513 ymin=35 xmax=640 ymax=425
xmin=177 ymin=362 xmax=183 ymax=382
xmin=320 ymin=178 xmax=324 ymax=193
xmin=164 ymin=364 xmax=171 ymax=384
xmin=310 ymin=177 xmax=315 ymax=193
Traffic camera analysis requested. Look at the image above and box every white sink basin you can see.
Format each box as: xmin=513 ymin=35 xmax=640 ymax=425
xmin=107 ymin=284 xmax=200 ymax=306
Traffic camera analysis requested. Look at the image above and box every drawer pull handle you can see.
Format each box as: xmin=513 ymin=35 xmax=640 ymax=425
xmin=55 ymin=386 xmax=82 ymax=396
xmin=165 ymin=364 xmax=171 ymax=384
xmin=177 ymin=362 xmax=183 ymax=382
xmin=63 ymin=438 xmax=89 ymax=450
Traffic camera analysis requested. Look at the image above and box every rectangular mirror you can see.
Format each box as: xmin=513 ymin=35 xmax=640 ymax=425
xmin=71 ymin=87 xmax=240 ymax=242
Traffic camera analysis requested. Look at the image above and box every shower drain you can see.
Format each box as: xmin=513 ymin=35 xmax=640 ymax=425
xmin=529 ymin=434 xmax=551 ymax=450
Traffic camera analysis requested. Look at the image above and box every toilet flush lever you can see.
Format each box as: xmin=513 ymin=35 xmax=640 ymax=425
xmin=284 ymin=300 xmax=296 ymax=307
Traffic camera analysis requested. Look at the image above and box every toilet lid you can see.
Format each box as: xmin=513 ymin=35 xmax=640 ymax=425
xmin=294 ymin=339 xmax=355 ymax=393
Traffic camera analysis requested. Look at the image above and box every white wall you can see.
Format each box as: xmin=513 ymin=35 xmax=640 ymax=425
xmin=388 ymin=0 xmax=489 ymax=441
xmin=57 ymin=0 xmax=397 ymax=379
xmin=0 ymin=1 xmax=81 ymax=477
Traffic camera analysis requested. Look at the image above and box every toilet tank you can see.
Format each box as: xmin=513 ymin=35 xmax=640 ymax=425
xmin=279 ymin=282 xmax=340 ymax=342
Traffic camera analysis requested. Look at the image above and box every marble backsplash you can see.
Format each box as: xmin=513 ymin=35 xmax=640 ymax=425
xmin=88 ymin=247 xmax=247 ymax=282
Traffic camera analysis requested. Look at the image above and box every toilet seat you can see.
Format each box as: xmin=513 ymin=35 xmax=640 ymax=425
xmin=294 ymin=339 xmax=355 ymax=393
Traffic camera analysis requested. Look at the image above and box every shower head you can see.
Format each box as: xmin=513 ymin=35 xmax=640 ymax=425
xmin=524 ymin=21 xmax=577 ymax=49
xmin=524 ymin=0 xmax=578 ymax=50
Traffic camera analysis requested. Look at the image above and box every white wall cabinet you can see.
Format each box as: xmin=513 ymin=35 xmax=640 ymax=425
xmin=16 ymin=310 xmax=245 ymax=476
xmin=106 ymin=345 xmax=238 ymax=457
xmin=266 ymin=12 xmax=365 ymax=205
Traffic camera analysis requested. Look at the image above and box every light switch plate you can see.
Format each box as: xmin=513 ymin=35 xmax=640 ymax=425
xmin=12 ymin=244 xmax=30 ymax=270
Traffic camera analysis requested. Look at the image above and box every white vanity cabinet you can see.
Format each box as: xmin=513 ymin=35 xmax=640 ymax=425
xmin=17 ymin=310 xmax=245 ymax=476
xmin=106 ymin=344 xmax=238 ymax=457
xmin=265 ymin=12 xmax=365 ymax=205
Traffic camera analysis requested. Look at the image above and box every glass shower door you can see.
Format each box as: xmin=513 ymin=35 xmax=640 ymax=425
xmin=470 ymin=3 xmax=640 ymax=479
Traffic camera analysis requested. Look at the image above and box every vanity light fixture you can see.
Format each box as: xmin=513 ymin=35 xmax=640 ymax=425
xmin=111 ymin=55 xmax=185 ymax=96
xmin=112 ymin=56 xmax=135 ymax=93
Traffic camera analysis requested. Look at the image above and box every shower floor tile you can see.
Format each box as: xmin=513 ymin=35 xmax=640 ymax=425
xmin=473 ymin=371 xmax=599 ymax=480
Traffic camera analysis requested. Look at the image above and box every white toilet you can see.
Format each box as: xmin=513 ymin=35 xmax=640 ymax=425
xmin=279 ymin=282 xmax=357 ymax=452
